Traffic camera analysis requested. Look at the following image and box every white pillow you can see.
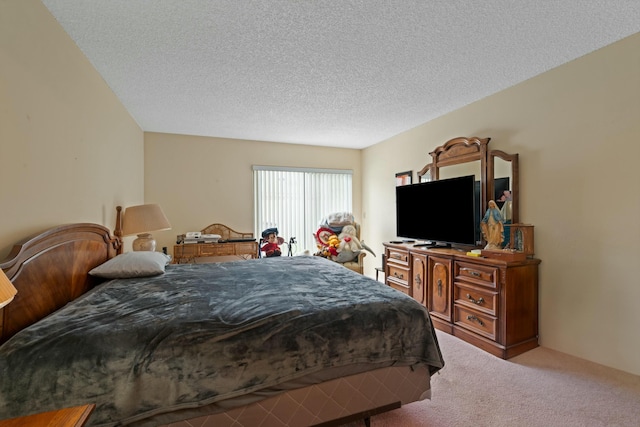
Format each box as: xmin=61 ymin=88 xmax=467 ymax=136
xmin=89 ymin=251 xmax=171 ymax=279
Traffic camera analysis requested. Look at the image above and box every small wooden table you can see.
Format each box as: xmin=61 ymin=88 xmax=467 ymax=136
xmin=0 ymin=404 xmax=95 ymax=427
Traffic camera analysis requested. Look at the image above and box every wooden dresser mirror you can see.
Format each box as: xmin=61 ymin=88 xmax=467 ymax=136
xmin=417 ymin=136 xmax=519 ymax=247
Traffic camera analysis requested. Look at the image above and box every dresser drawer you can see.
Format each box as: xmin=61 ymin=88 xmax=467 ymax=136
xmin=388 ymin=279 xmax=410 ymax=295
xmin=454 ymin=305 xmax=497 ymax=340
xmin=386 ymin=248 xmax=409 ymax=266
xmin=455 ymin=261 xmax=499 ymax=289
xmin=175 ymin=244 xmax=199 ymax=257
xmin=234 ymin=242 xmax=258 ymax=256
xmin=388 ymin=264 xmax=409 ymax=284
xmin=199 ymin=244 xmax=235 ymax=256
xmin=454 ymin=282 xmax=497 ymax=316
xmin=173 ymin=241 xmax=258 ymax=264
xmin=386 ymin=247 xmax=410 ymax=295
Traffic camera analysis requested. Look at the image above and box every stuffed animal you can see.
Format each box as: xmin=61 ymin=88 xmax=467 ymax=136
xmin=338 ymin=225 xmax=361 ymax=248
xmin=313 ymin=227 xmax=342 ymax=260
xmin=326 ymin=234 xmax=340 ymax=259
xmin=336 ymin=224 xmax=375 ymax=262
xmin=314 ymin=222 xmax=375 ymax=262
xmin=261 ymin=227 xmax=284 ymax=257
xmin=335 ymin=225 xmax=362 ymax=262
xmin=314 ymin=227 xmax=335 ymax=249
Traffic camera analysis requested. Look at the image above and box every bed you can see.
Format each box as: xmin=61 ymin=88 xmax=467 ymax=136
xmin=0 ymin=223 xmax=444 ymax=426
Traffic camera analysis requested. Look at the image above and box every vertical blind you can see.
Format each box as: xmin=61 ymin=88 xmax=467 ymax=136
xmin=253 ymin=166 xmax=353 ymax=254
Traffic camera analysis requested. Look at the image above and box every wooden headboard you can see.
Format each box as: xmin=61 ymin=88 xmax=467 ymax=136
xmin=0 ymin=223 xmax=119 ymax=344
xmin=200 ymin=223 xmax=254 ymax=240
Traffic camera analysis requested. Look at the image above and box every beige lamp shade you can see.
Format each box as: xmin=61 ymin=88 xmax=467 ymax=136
xmin=0 ymin=269 xmax=18 ymax=309
xmin=122 ymin=204 xmax=171 ymax=251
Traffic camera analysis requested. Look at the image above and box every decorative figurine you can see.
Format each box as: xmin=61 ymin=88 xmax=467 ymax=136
xmin=261 ymin=227 xmax=284 ymax=257
xmin=480 ymin=200 xmax=504 ymax=250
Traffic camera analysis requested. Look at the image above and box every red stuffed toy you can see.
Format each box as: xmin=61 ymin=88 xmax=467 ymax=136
xmin=261 ymin=227 xmax=284 ymax=257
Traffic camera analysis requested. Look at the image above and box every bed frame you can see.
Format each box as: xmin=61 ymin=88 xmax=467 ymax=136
xmin=0 ymin=223 xmax=119 ymax=345
xmin=0 ymin=222 xmax=431 ymax=426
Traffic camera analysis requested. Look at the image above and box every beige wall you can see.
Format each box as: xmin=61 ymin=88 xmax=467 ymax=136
xmin=0 ymin=0 xmax=144 ymax=258
xmin=144 ymin=132 xmax=362 ymax=255
xmin=363 ymin=33 xmax=640 ymax=375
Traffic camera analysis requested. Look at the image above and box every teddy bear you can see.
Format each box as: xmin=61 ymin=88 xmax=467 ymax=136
xmin=334 ymin=224 xmax=363 ymax=263
xmin=335 ymin=224 xmax=376 ymax=263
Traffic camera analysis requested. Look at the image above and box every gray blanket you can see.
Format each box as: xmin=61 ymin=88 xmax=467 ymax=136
xmin=0 ymin=256 xmax=443 ymax=426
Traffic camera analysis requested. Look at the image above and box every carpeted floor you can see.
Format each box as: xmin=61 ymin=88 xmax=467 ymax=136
xmin=344 ymin=330 xmax=640 ymax=426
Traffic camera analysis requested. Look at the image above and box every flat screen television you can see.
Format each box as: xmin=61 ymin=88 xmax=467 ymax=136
xmin=396 ymin=175 xmax=477 ymax=247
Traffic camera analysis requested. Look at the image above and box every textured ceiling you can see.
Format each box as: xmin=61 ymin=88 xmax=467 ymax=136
xmin=42 ymin=1 xmax=640 ymax=149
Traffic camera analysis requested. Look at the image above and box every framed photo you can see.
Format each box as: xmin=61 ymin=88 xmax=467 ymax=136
xmin=419 ymin=170 xmax=431 ymax=183
xmin=508 ymin=223 xmax=535 ymax=256
xmin=395 ymin=171 xmax=412 ymax=186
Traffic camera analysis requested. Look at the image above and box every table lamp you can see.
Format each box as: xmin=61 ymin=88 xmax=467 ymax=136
xmin=0 ymin=269 xmax=17 ymax=309
xmin=122 ymin=204 xmax=172 ymax=251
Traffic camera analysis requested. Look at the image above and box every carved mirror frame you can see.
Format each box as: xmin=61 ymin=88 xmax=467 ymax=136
xmin=417 ymin=136 xmax=519 ymax=246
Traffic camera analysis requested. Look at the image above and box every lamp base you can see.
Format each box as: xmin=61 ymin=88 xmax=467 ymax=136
xmin=132 ymin=233 xmax=157 ymax=251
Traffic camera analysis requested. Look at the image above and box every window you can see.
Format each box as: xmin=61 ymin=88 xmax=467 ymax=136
xmin=253 ymin=166 xmax=353 ymax=254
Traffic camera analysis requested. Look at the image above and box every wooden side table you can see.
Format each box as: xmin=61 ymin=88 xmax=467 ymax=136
xmin=0 ymin=404 xmax=95 ymax=427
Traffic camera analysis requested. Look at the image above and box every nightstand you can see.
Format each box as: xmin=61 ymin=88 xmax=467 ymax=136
xmin=0 ymin=404 xmax=95 ymax=427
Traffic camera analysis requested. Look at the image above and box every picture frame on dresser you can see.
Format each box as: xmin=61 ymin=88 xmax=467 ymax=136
xmin=508 ymin=223 xmax=535 ymax=256
xmin=395 ymin=171 xmax=412 ymax=186
xmin=419 ymin=170 xmax=431 ymax=182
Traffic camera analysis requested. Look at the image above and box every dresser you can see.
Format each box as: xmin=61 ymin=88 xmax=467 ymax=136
xmin=384 ymin=242 xmax=540 ymax=359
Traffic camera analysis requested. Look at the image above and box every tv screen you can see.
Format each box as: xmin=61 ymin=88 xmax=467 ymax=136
xmin=396 ymin=175 xmax=477 ymax=247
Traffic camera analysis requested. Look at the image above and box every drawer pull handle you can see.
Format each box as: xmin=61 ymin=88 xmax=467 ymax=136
xmin=466 ymin=294 xmax=485 ymax=305
xmin=414 ymin=274 xmax=422 ymax=287
xmin=394 ymin=272 xmax=404 ymax=280
xmin=467 ymin=315 xmax=485 ymax=326
xmin=461 ymin=267 xmax=481 ymax=277
xmin=391 ymin=254 xmax=401 ymax=260
xmin=437 ymin=279 xmax=442 ymax=296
